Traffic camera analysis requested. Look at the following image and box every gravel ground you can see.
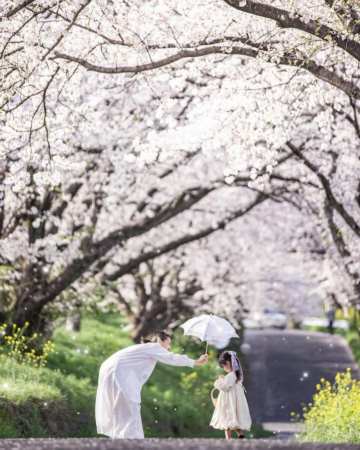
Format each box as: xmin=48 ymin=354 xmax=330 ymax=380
xmin=0 ymin=439 xmax=358 ymax=450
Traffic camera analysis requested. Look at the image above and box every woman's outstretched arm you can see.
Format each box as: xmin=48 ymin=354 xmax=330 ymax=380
xmin=150 ymin=344 xmax=208 ymax=367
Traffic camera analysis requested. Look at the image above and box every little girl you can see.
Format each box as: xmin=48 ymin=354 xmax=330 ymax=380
xmin=210 ymin=350 xmax=252 ymax=439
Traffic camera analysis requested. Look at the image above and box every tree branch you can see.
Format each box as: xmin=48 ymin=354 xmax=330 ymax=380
xmin=324 ymin=200 xmax=360 ymax=302
xmin=4 ymin=0 xmax=36 ymax=18
xmin=41 ymin=0 xmax=92 ymax=61
xmin=224 ymin=0 xmax=360 ymax=62
xmin=53 ymin=44 xmax=360 ymax=99
xmin=287 ymin=141 xmax=360 ymax=238
xmin=103 ymin=192 xmax=268 ymax=283
xmin=33 ymin=184 xmax=216 ymax=310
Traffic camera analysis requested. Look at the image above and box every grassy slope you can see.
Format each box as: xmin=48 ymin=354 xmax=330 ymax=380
xmin=0 ymin=354 xmax=94 ymax=438
xmin=347 ymin=330 xmax=360 ymax=365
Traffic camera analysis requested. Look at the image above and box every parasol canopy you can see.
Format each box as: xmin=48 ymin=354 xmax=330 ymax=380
xmin=180 ymin=314 xmax=238 ymax=350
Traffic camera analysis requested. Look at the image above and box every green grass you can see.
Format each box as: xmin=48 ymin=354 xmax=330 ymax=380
xmin=47 ymin=313 xmax=132 ymax=384
xmin=0 ymin=354 xmax=94 ymax=437
xmin=0 ymin=312 xmax=263 ymax=438
xmin=347 ymin=330 xmax=360 ymax=364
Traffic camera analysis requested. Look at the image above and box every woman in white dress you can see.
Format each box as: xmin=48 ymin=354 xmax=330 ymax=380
xmin=96 ymin=330 xmax=208 ymax=439
xmin=210 ymin=351 xmax=252 ymax=439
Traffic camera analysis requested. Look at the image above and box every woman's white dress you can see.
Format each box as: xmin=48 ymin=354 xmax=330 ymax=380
xmin=95 ymin=342 xmax=195 ymax=439
xmin=210 ymin=371 xmax=252 ymax=431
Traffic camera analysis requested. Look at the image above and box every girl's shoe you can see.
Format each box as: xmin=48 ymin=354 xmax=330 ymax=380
xmin=236 ymin=429 xmax=245 ymax=439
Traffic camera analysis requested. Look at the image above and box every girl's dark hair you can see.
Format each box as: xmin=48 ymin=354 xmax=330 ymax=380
xmin=141 ymin=330 xmax=172 ymax=344
xmin=218 ymin=351 xmax=243 ymax=383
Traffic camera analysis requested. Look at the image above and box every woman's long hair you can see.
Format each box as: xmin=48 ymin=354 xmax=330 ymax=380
xmin=141 ymin=330 xmax=172 ymax=344
xmin=218 ymin=351 xmax=244 ymax=383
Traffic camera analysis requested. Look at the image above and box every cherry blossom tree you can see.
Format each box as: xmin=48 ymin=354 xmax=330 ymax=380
xmin=1 ymin=0 xmax=359 ymax=334
xmin=108 ymin=258 xmax=206 ymax=342
xmin=1 ymin=137 xmax=299 ymax=333
xmin=2 ymin=0 xmax=360 ymax=161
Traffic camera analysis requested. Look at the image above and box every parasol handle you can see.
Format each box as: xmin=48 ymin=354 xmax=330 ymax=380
xmin=205 ymin=341 xmax=208 ymax=354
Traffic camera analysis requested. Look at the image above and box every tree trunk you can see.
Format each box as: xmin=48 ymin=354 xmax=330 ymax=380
xmin=0 ymin=311 xmax=6 ymax=324
xmin=8 ymin=295 xmax=49 ymax=336
xmin=66 ymin=312 xmax=82 ymax=332
xmin=131 ymin=317 xmax=163 ymax=343
xmin=131 ymin=306 xmax=171 ymax=343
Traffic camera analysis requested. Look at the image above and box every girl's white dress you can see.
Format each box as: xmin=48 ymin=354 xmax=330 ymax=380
xmin=210 ymin=371 xmax=252 ymax=431
xmin=96 ymin=342 xmax=195 ymax=439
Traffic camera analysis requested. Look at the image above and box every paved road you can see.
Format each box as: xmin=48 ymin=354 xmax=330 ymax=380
xmin=242 ymin=329 xmax=360 ymax=424
xmin=0 ymin=439 xmax=357 ymax=450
